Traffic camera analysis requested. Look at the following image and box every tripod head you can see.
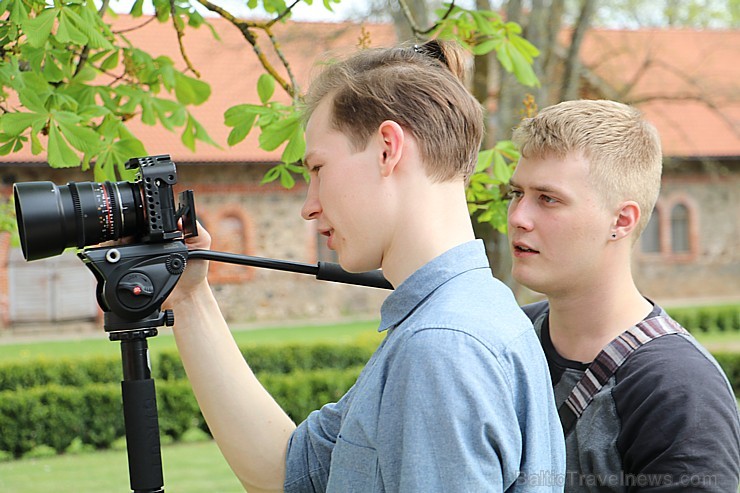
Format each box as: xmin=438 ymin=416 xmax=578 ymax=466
xmin=80 ymin=242 xmax=187 ymax=334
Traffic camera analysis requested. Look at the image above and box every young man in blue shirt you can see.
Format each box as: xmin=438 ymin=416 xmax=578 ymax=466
xmin=167 ymin=40 xmax=565 ymax=492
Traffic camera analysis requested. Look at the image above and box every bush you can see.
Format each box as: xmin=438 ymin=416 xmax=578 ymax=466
xmin=713 ymin=352 xmax=740 ymax=394
xmin=0 ymin=336 xmax=735 ymax=460
xmin=0 ymin=356 xmax=121 ymax=392
xmin=0 ymin=366 xmax=363 ymax=458
xmin=666 ymin=305 xmax=740 ymax=334
xmin=157 ymin=341 xmax=375 ymax=380
xmin=262 ymin=366 xmax=363 ymax=422
xmin=0 ymin=384 xmax=92 ymax=457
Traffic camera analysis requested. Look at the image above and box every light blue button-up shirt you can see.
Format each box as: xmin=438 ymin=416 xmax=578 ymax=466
xmin=285 ymin=240 xmax=565 ymax=492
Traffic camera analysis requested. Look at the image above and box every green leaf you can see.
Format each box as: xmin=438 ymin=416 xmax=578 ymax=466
xmin=47 ymin=124 xmax=81 ymax=168
xmin=53 ymin=113 xmax=100 ymax=154
xmin=22 ymin=9 xmax=57 ymax=48
xmin=259 ymin=115 xmax=300 ymax=152
xmin=181 ymin=117 xmax=196 ymax=151
xmin=95 ymin=137 xmax=146 ymax=181
xmin=494 ymin=139 xmax=519 ymax=161
xmin=257 ymin=74 xmax=275 ymax=104
xmin=188 ymin=114 xmax=219 ymax=148
xmin=506 ymin=43 xmax=540 ymax=87
xmin=476 ymin=148 xmax=495 ymax=172
xmin=173 ymin=72 xmax=211 ymax=105
xmin=30 ymin=132 xmax=43 ymax=155
xmin=492 ymin=153 xmax=513 ymax=183
xmin=0 ymin=112 xmax=47 ymax=135
xmin=260 ymin=165 xmax=281 ymax=184
xmin=42 ymin=55 xmax=65 ymax=82
xmin=100 ymin=50 xmax=120 ymax=71
xmin=130 ymin=0 xmax=144 ymax=16
xmin=9 ymin=0 xmax=28 ymax=25
xmin=56 ymin=15 xmax=87 ymax=45
xmin=224 ymin=105 xmax=261 ymax=146
xmin=280 ymin=126 xmax=305 ymax=164
xmin=279 ymin=167 xmax=296 ymax=189
xmin=227 ymin=119 xmax=256 ymax=146
xmin=470 ymin=38 xmax=501 ymax=56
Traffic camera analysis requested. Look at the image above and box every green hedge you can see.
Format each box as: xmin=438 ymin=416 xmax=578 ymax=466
xmin=667 ymin=305 xmax=740 ymax=333
xmin=0 ymin=356 xmax=120 ymax=392
xmin=714 ymin=352 xmax=740 ymax=394
xmin=0 ymin=366 xmax=363 ymax=458
xmin=157 ymin=341 xmax=375 ymax=380
xmin=0 ymin=332 xmax=736 ymax=459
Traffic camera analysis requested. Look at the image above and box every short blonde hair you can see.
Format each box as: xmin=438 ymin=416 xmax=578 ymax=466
xmin=302 ymin=40 xmax=484 ymax=182
xmin=512 ymin=99 xmax=662 ymax=237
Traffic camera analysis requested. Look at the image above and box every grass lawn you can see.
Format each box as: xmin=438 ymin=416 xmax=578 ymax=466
xmin=0 ymin=438 xmax=245 ymax=493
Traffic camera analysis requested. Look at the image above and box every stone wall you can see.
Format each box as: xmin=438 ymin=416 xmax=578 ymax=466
xmin=634 ymin=161 xmax=740 ymax=304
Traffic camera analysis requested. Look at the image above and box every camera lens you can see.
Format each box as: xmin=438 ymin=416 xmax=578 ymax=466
xmin=13 ymin=180 xmax=143 ymax=261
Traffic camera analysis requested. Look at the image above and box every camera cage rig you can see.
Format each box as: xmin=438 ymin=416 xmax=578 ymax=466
xmin=14 ymin=154 xmax=392 ymax=493
xmin=127 ymin=154 xmax=197 ymax=244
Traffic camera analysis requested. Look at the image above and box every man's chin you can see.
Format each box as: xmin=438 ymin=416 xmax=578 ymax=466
xmin=511 ymin=269 xmax=548 ymax=295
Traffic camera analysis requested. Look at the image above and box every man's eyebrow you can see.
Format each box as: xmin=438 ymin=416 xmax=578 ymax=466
xmin=508 ymin=178 xmax=566 ymax=195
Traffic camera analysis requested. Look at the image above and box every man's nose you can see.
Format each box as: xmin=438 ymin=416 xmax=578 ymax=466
xmin=301 ymin=179 xmax=321 ymax=221
xmin=507 ymin=197 xmax=533 ymax=231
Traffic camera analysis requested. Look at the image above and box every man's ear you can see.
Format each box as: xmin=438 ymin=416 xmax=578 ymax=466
xmin=377 ymin=120 xmax=404 ymax=178
xmin=612 ymin=201 xmax=641 ymax=240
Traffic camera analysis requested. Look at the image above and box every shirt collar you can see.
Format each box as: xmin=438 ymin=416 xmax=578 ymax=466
xmin=378 ymin=239 xmax=488 ymax=332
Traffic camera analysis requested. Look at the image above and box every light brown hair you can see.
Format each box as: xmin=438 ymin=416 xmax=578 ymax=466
xmin=302 ymin=40 xmax=484 ymax=182
xmin=512 ymin=99 xmax=663 ymax=237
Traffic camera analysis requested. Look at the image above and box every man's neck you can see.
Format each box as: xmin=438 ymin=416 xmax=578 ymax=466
xmin=382 ymin=180 xmax=474 ymax=287
xmin=547 ymin=283 xmax=653 ymax=364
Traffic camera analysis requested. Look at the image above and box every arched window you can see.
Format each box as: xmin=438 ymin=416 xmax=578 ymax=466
xmin=209 ymin=210 xmax=254 ymax=283
xmin=670 ymin=204 xmax=690 ymax=253
xmin=639 ymin=195 xmax=697 ymax=262
xmin=641 ymin=209 xmax=661 ymax=254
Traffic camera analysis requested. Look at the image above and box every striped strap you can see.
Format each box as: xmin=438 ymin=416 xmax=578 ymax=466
xmin=559 ymin=316 xmax=687 ymax=437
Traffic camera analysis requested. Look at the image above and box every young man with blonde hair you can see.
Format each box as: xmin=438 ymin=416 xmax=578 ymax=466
xmin=166 ymin=40 xmax=565 ymax=492
xmin=508 ymin=99 xmax=740 ymax=491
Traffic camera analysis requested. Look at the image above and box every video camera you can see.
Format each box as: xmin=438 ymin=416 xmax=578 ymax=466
xmin=13 ymin=154 xmax=197 ymax=262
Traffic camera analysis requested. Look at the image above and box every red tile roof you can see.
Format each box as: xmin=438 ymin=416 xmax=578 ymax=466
xmin=4 ymin=17 xmax=738 ymax=162
xmin=578 ymin=29 xmax=740 ymax=158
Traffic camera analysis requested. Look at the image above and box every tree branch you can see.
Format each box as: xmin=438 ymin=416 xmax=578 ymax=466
xmin=398 ymin=0 xmax=456 ymax=37
xmin=170 ymin=0 xmax=201 ymax=77
xmin=194 ymin=0 xmax=297 ymax=98
xmin=560 ymin=0 xmax=596 ymax=101
xmin=267 ymin=0 xmax=302 ymax=28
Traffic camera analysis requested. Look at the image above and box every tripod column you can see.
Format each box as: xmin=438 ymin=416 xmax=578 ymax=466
xmin=118 ymin=332 xmax=165 ymax=493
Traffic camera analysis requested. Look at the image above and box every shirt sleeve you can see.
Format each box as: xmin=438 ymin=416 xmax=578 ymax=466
xmin=374 ymin=327 xmax=523 ymax=491
xmin=613 ymin=335 xmax=740 ymax=492
xmin=284 ymin=388 xmax=351 ymax=493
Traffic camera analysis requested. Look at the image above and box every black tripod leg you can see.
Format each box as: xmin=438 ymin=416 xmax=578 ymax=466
xmin=120 ymin=336 xmax=165 ymax=493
